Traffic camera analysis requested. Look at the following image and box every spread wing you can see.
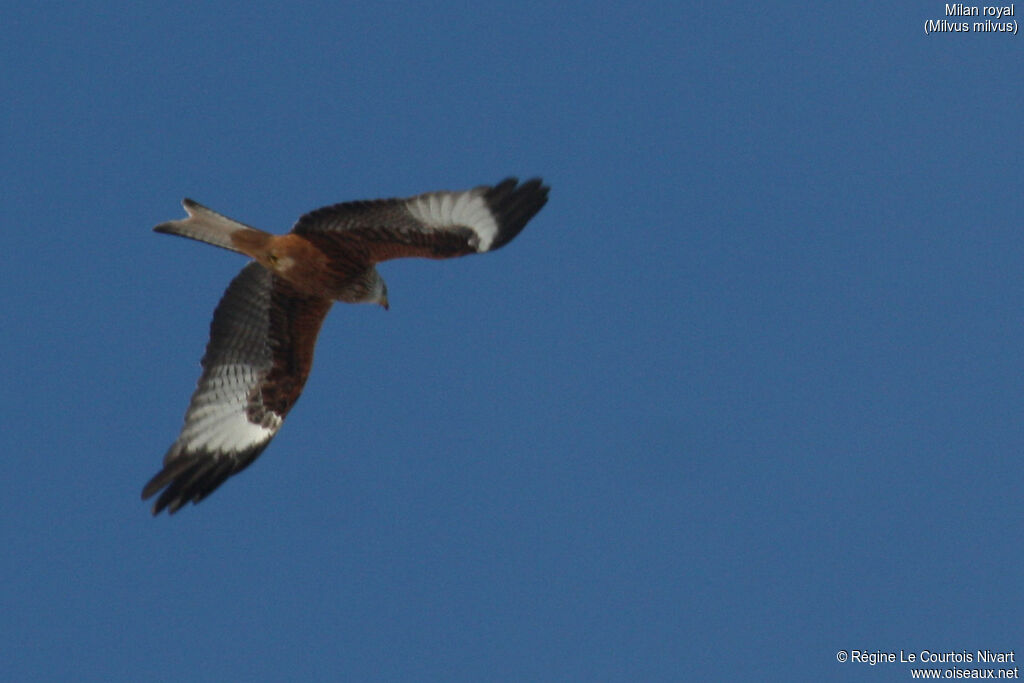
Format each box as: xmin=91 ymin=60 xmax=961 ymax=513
xmin=142 ymin=262 xmax=333 ymax=515
xmin=291 ymin=177 xmax=549 ymax=263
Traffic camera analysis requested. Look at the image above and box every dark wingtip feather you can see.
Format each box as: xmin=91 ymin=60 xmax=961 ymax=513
xmin=142 ymin=448 xmax=265 ymax=516
xmin=142 ymin=456 xmax=211 ymax=515
xmin=485 ymin=177 xmax=550 ymax=251
xmin=141 ymin=457 xmax=194 ymax=501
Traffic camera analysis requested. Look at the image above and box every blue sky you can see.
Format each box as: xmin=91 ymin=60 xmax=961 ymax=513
xmin=3 ymin=2 xmax=1021 ymax=680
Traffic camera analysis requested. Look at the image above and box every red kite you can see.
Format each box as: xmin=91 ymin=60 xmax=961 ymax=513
xmin=143 ymin=178 xmax=549 ymax=515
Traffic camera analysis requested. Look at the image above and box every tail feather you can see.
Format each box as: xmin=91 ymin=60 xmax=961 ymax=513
xmin=154 ymin=199 xmax=268 ymax=254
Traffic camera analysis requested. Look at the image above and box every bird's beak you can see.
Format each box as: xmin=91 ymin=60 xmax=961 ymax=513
xmin=380 ymin=296 xmax=389 ymax=311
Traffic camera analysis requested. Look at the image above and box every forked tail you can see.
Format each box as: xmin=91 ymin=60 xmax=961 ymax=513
xmin=154 ymin=199 xmax=269 ymax=254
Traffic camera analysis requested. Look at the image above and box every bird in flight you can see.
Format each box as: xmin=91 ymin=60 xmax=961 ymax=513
xmin=143 ymin=178 xmax=549 ymax=515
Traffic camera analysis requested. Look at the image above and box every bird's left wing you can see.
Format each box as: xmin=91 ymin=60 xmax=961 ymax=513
xmin=291 ymin=177 xmax=549 ymax=263
xmin=143 ymin=262 xmax=333 ymax=515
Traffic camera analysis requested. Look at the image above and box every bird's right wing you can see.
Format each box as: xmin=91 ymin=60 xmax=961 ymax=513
xmin=143 ymin=262 xmax=333 ymax=515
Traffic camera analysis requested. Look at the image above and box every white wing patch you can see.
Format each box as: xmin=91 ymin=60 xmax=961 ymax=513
xmin=405 ymin=189 xmax=500 ymax=252
xmin=170 ymin=363 xmax=280 ymax=455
